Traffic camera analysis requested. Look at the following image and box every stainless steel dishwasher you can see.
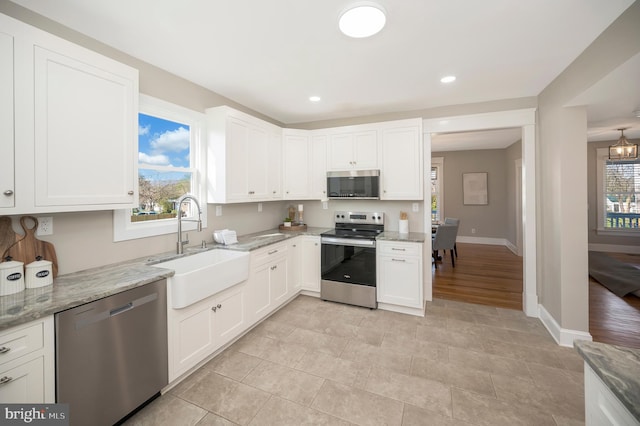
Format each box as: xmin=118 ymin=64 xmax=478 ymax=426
xmin=55 ymin=279 xmax=168 ymax=426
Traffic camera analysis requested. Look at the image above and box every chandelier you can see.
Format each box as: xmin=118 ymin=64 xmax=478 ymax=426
xmin=608 ymin=128 xmax=638 ymax=161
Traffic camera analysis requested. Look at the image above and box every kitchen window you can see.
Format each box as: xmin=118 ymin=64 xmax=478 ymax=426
xmin=595 ymin=147 xmax=640 ymax=236
xmin=114 ymin=95 xmax=207 ymax=241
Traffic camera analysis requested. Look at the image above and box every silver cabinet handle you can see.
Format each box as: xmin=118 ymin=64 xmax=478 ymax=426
xmin=0 ymin=346 xmax=10 ymax=354
xmin=273 ymin=190 xmax=277 ymax=194
xmin=128 ymin=190 xmax=134 ymax=195
xmin=248 ymin=191 xmax=255 ymax=195
xmin=391 ymin=248 xmax=406 ymax=251
xmin=270 ymin=265 xmax=278 ymax=271
xmin=391 ymin=258 xmax=406 ymax=262
xmin=268 ymin=250 xmax=278 ymax=255
xmin=3 ymin=190 xmax=13 ymax=196
xmin=0 ymin=376 xmax=13 ymax=385
xmin=212 ymin=303 xmax=222 ymax=312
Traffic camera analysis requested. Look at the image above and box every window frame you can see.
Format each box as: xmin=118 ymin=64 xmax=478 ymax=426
xmin=431 ymin=156 xmax=444 ymax=223
xmin=595 ymin=147 xmax=639 ymax=236
xmin=113 ymin=95 xmax=207 ymax=242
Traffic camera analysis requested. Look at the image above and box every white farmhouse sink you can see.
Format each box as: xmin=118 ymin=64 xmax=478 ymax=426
xmin=152 ymin=249 xmax=250 ymax=309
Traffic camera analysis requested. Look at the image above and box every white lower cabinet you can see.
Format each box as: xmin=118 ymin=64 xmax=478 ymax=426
xmin=584 ymin=363 xmax=639 ymax=426
xmin=377 ymin=240 xmax=425 ymax=316
xmin=167 ymin=282 xmax=246 ymax=382
xmin=288 ymin=237 xmax=302 ymax=292
xmin=0 ymin=316 xmax=54 ymax=403
xmin=246 ymin=243 xmax=289 ymax=324
xmin=300 ymin=236 xmax=321 ymax=293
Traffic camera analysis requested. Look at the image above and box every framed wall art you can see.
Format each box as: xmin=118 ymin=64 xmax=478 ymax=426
xmin=463 ymin=172 xmax=488 ymax=205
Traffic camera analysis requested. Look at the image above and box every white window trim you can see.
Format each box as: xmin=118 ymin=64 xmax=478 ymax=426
xmin=595 ymin=147 xmax=639 ymax=237
xmin=432 ymin=156 xmax=444 ymax=222
xmin=113 ymin=95 xmax=207 ymax=242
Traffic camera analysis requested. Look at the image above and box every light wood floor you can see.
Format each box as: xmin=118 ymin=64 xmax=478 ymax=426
xmin=433 ymin=243 xmax=640 ymax=348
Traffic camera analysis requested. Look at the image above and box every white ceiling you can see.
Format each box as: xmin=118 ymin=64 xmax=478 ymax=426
xmin=10 ymin=0 xmax=639 ymax=148
xmin=431 ymin=128 xmax=523 ymax=152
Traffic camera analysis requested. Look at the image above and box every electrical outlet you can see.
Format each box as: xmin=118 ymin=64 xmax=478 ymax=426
xmin=412 ymin=203 xmax=419 ymax=212
xmin=215 ymin=206 xmax=222 ymax=216
xmin=257 ymin=203 xmax=262 ymax=212
xmin=471 ymin=228 xmax=476 ymax=234
xmin=322 ymin=201 xmax=328 ymax=210
xmin=37 ymin=216 xmax=53 ymax=236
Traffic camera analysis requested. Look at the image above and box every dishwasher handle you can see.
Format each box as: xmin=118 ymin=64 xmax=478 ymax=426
xmin=110 ymin=302 xmax=134 ymax=317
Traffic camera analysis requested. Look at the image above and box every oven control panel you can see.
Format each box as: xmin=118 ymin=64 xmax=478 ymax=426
xmin=334 ymin=211 xmax=384 ymax=225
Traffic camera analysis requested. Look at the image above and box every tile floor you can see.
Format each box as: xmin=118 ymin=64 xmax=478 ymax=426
xmin=124 ymin=296 xmax=586 ymax=426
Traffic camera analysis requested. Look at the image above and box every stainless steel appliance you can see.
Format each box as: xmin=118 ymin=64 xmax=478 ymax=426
xmin=321 ymin=211 xmax=384 ymax=308
xmin=327 ymin=170 xmax=380 ymax=199
xmin=55 ymin=279 xmax=168 ymax=426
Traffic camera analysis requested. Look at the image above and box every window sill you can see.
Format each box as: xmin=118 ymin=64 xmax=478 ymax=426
xmin=596 ymin=228 xmax=640 ymax=237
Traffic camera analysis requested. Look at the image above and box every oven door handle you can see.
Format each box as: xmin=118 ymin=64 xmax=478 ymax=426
xmin=321 ymin=237 xmax=376 ymax=248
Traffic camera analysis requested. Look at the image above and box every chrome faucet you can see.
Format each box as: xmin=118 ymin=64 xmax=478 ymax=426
xmin=176 ymin=194 xmax=203 ymax=254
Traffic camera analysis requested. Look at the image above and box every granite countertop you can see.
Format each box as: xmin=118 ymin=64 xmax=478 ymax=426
xmin=574 ymin=340 xmax=640 ymax=421
xmin=0 ymin=227 xmax=329 ymax=331
xmin=377 ymin=231 xmax=428 ymax=243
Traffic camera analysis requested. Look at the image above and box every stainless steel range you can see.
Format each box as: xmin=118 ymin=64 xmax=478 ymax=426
xmin=320 ymin=211 xmax=384 ymax=309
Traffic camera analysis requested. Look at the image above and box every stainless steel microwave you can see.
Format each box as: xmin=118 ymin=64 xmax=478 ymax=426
xmin=327 ymin=170 xmax=380 ymax=200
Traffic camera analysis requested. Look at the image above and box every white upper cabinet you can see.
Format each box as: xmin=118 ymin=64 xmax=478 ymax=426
xmin=282 ymin=130 xmax=312 ymax=200
xmin=1 ymin=13 xmax=139 ymax=214
xmin=327 ymin=129 xmax=378 ymax=171
xmin=207 ymin=106 xmax=282 ymax=203
xmin=0 ymin=30 xmax=14 ymax=209
xmin=380 ymin=119 xmax=423 ymax=200
xmin=310 ymin=134 xmax=328 ymax=200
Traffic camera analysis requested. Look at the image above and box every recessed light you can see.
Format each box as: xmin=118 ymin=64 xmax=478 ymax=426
xmin=309 ymin=96 xmax=321 ymax=102
xmin=440 ymin=75 xmax=456 ymax=83
xmin=339 ymin=3 xmax=386 ymax=38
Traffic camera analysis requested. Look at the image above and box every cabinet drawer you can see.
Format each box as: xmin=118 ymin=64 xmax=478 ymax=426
xmin=0 ymin=356 xmax=45 ymax=403
xmin=0 ymin=321 xmax=44 ymax=367
xmin=252 ymin=243 xmax=288 ymax=266
xmin=378 ymin=242 xmax=422 ymax=257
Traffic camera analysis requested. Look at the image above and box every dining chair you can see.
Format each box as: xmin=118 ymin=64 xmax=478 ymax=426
xmin=443 ymin=217 xmax=460 ymax=258
xmin=432 ymin=223 xmax=458 ymax=267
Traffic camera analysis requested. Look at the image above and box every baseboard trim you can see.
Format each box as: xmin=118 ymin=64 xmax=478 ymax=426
xmin=377 ymin=302 xmax=425 ymax=317
xmin=538 ymin=304 xmax=592 ymax=347
xmin=588 ymin=243 xmax=640 ymax=254
xmin=456 ymin=236 xmax=508 ymax=246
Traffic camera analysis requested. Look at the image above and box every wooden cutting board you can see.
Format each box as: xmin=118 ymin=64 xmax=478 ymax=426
xmin=5 ymin=216 xmax=59 ymax=278
xmin=0 ymin=216 xmax=22 ymax=260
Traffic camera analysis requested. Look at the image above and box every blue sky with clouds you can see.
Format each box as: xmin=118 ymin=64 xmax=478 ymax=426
xmin=138 ymin=113 xmax=190 ymax=168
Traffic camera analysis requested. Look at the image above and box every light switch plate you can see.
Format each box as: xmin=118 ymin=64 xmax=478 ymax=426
xmin=215 ymin=206 xmax=222 ymax=216
xmin=412 ymin=203 xmax=419 ymax=212
xmin=258 ymin=203 xmax=262 ymax=212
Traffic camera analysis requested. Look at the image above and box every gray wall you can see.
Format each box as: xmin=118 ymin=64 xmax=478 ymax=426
xmin=587 ymin=138 xmax=640 ymax=247
xmin=537 ymin=1 xmax=640 ymax=332
xmin=434 ymin=141 xmax=521 ymax=249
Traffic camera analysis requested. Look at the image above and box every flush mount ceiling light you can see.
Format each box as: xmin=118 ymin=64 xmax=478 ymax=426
xmin=309 ymin=96 xmax=321 ymax=102
xmin=440 ymin=75 xmax=456 ymax=83
xmin=339 ymin=2 xmax=386 ymax=38
xmin=609 ymin=128 xmax=638 ymax=162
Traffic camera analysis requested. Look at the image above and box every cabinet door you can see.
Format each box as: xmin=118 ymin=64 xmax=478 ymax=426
xmin=270 ymin=256 xmax=289 ymax=306
xmin=328 ymin=133 xmax=354 ymax=170
xmin=171 ymin=301 xmax=214 ymax=378
xmin=283 ymin=134 xmax=311 ymax=199
xmin=301 ymin=236 xmax=321 ymax=292
xmin=353 ymin=131 xmax=378 ymax=169
xmin=381 ymin=125 xmax=422 ymax=200
xmin=247 ymin=262 xmax=271 ymax=323
xmin=33 ymin=45 xmax=137 ymax=208
xmin=310 ymin=135 xmax=328 ymax=199
xmin=267 ymin=130 xmax=282 ymax=199
xmin=377 ymin=255 xmax=422 ymax=308
xmin=0 ymin=31 xmax=14 ymax=209
xmin=0 ymin=357 xmax=45 ymax=403
xmin=212 ymin=285 xmax=246 ymax=348
xmin=226 ymin=117 xmax=250 ymax=201
xmin=247 ymin=125 xmax=269 ymax=199
xmin=288 ymin=238 xmax=302 ymax=292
